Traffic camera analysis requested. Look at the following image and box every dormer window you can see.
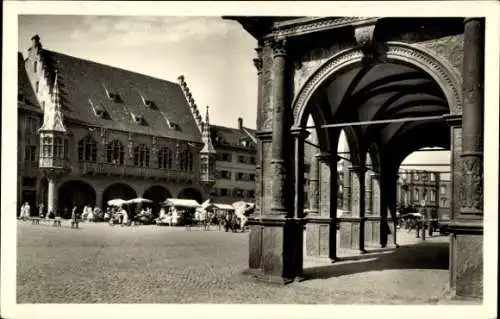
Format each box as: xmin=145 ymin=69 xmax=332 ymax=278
xmin=131 ymin=113 xmax=145 ymax=124
xmin=140 ymin=95 xmax=155 ymax=108
xmin=88 ymin=98 xmax=108 ymax=119
xmin=103 ymin=86 xmax=122 ymax=103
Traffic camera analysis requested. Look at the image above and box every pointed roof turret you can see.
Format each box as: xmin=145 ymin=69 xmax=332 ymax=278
xmin=200 ymin=105 xmax=216 ymax=154
xmin=40 ymin=70 xmax=66 ymax=132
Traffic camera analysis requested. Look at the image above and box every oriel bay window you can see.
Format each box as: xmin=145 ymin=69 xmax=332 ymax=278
xmin=134 ymin=144 xmax=150 ymax=167
xmin=158 ymin=147 xmax=173 ymax=169
xmin=107 ymin=140 xmax=125 ymax=165
xmin=42 ymin=136 xmax=52 ymax=158
xmin=78 ymin=136 xmax=97 ymax=162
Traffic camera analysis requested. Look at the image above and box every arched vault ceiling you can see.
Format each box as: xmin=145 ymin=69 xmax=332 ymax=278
xmin=314 ymin=61 xmax=450 ymax=152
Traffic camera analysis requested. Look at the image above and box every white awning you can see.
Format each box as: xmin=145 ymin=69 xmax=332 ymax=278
xmin=213 ymin=203 xmax=235 ymax=211
xmin=162 ymin=198 xmax=200 ymax=208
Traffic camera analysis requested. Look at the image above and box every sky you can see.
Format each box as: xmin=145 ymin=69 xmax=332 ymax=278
xmin=18 ymin=14 xmax=450 ymax=177
xmin=18 ymin=15 xmax=258 ymax=130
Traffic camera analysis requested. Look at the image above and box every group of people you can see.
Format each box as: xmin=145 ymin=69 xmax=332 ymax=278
xmin=18 ymin=202 xmax=58 ymax=221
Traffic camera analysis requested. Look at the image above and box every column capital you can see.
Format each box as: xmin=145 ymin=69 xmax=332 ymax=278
xmin=253 ymin=58 xmax=263 ymax=74
xmin=349 ymin=166 xmax=368 ymax=174
xmin=315 ymin=152 xmax=332 ymax=162
xmin=271 ymin=38 xmax=287 ymax=58
xmin=290 ymin=126 xmax=310 ymax=139
xmin=443 ymin=114 xmax=462 ymax=127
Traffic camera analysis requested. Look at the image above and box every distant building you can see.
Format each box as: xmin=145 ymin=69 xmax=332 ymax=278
xmin=396 ymin=169 xmax=451 ymax=218
xmin=17 ymin=35 xmax=216 ymax=217
xmin=208 ymin=118 xmax=257 ymax=204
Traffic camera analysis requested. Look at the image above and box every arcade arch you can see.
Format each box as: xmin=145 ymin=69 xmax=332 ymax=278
xmin=102 ymin=183 xmax=137 ymax=210
xmin=58 ymin=180 xmax=96 ymax=217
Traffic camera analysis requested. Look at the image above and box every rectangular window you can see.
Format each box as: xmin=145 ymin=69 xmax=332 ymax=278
xmin=248 ymin=190 xmax=255 ymax=198
xmin=220 ymin=188 xmax=228 ymax=196
xmin=22 ymin=177 xmax=37 ymax=187
xmin=249 ymin=174 xmax=255 ymax=181
xmin=249 ymin=156 xmax=256 ymax=164
xmin=25 ymin=145 xmax=37 ymax=162
xmin=440 ymin=186 xmax=447 ymax=195
xmin=221 ymin=153 xmax=231 ymax=162
xmin=238 ymin=155 xmax=246 ymax=164
xmin=237 ymin=172 xmax=244 ymax=181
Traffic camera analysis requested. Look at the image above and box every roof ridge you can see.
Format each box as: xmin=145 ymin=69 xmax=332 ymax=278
xmin=44 ymin=49 xmax=181 ymax=87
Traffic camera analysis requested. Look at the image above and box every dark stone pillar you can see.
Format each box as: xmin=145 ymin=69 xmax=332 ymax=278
xmin=270 ymin=39 xmax=289 ymax=214
xmin=253 ymin=39 xmax=302 ymax=284
xmin=449 ymin=17 xmax=484 ymax=300
xmin=247 ymin=48 xmax=264 ymax=274
xmin=346 ymin=166 xmax=366 ymax=253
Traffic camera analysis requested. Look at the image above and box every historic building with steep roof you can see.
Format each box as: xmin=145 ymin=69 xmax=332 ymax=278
xmin=18 ymin=35 xmax=216 ymax=217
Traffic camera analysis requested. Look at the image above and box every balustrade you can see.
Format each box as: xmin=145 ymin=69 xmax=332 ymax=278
xmin=77 ymin=161 xmax=196 ymax=181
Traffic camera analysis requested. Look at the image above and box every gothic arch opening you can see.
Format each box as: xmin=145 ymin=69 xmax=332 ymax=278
xmin=102 ymin=183 xmax=137 ymax=210
xmin=177 ymin=188 xmax=203 ymax=203
xmin=58 ymin=180 xmax=96 ymax=218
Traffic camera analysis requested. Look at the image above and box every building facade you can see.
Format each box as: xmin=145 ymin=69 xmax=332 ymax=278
xmin=18 ymin=35 xmax=216 ymax=217
xmin=396 ymin=169 xmax=452 ymax=219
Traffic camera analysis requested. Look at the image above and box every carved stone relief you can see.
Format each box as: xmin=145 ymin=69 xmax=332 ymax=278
xmin=417 ymin=34 xmax=464 ymax=76
xmin=458 ymin=155 xmax=483 ymax=213
xmin=293 ymin=40 xmax=354 ymax=100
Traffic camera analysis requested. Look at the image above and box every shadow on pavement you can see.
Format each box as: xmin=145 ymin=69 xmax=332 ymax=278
xmin=304 ymin=241 xmax=449 ymax=280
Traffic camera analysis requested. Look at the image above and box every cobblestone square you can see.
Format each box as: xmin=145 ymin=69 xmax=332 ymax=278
xmin=17 ymin=221 xmax=469 ymax=304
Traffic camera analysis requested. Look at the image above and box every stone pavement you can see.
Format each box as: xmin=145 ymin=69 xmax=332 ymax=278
xmin=16 ymin=221 xmax=479 ymax=304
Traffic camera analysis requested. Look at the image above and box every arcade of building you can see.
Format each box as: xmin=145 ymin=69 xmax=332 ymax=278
xmin=228 ymin=17 xmax=484 ymax=300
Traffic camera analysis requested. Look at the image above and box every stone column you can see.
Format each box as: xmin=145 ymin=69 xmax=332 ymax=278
xmin=342 ymin=161 xmax=352 ymax=214
xmin=307 ymin=154 xmax=320 ymax=215
xmin=365 ymin=172 xmax=373 ymax=215
xmin=47 ymin=176 xmax=57 ymax=214
xmin=451 ymin=17 xmax=484 ymax=299
xmin=255 ymin=38 xmax=302 ymax=283
xmin=270 ymin=39 xmax=289 ymax=214
xmin=291 ymin=127 xmax=309 ymax=219
xmin=350 ymin=166 xmax=367 ymax=253
xmin=253 ymin=47 xmax=263 ymax=214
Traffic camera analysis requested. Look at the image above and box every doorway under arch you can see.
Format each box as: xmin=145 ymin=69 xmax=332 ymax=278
xmin=177 ymin=188 xmax=203 ymax=203
xmin=58 ymin=180 xmax=96 ymax=218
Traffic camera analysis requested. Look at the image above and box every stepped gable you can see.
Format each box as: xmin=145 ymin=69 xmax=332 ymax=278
xmin=38 ymin=49 xmax=202 ymax=143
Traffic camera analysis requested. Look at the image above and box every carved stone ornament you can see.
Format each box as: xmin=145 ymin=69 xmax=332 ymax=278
xmin=355 ymin=24 xmax=376 ymax=48
xmin=271 ymin=39 xmax=287 ymax=57
xmin=252 ymin=58 xmax=263 ymax=73
xmin=458 ymin=156 xmax=483 ymax=212
xmin=292 ymin=42 xmax=463 ymax=126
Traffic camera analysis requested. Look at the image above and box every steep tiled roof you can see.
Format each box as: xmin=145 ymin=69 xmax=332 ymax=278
xmin=36 ymin=49 xmax=202 ymax=142
xmin=210 ymin=125 xmax=256 ymax=150
xmin=18 ymin=52 xmax=41 ymax=113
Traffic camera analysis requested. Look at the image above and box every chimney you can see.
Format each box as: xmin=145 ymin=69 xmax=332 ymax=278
xmin=238 ymin=117 xmax=243 ymax=130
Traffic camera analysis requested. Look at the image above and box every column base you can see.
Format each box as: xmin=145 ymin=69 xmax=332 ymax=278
xmin=338 ymin=216 xmax=363 ymax=250
xmin=449 ymin=220 xmax=483 ymax=300
xmin=365 ymin=216 xmax=381 ymax=248
xmin=304 ymin=217 xmax=336 ymax=260
xmin=246 ymin=216 xmax=304 ymax=282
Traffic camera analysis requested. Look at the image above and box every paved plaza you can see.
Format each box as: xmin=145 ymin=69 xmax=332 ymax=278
xmin=16 ymin=221 xmax=474 ymax=305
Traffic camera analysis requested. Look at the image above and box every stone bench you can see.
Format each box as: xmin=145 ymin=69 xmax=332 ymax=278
xmin=52 ymin=218 xmax=62 ymax=227
xmin=70 ymin=219 xmax=80 ymax=228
